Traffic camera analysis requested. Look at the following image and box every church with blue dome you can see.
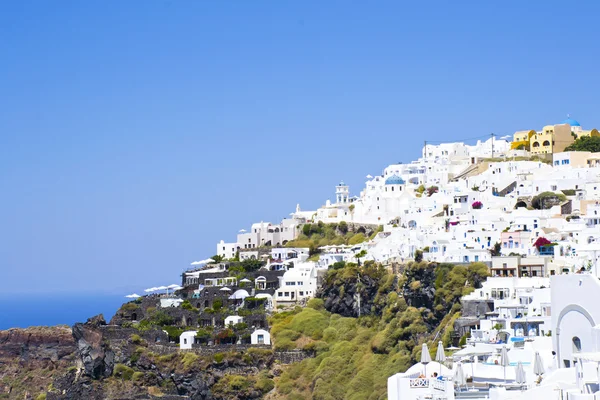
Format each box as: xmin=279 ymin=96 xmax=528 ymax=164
xmin=561 ymin=117 xmax=581 ymax=128
xmin=385 ymin=175 xmax=406 ymax=185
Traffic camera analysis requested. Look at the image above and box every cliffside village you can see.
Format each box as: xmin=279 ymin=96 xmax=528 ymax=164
xmin=117 ymin=117 xmax=600 ymax=400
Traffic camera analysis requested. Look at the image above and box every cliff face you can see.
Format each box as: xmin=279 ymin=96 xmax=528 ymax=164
xmin=0 ymin=325 xmax=76 ymax=399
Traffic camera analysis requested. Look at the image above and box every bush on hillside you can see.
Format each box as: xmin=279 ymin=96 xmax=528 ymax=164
xmin=565 ymin=135 xmax=600 ymax=152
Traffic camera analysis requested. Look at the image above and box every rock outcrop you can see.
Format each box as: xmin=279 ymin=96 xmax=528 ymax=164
xmin=0 ymin=325 xmax=76 ymax=399
xmin=318 ymin=263 xmax=396 ymax=317
xmin=72 ymin=314 xmax=115 ymax=379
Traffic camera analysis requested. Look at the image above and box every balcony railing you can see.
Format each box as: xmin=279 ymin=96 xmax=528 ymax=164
xmin=409 ymin=378 xmax=429 ymax=388
xmin=431 ymin=379 xmax=446 ymax=391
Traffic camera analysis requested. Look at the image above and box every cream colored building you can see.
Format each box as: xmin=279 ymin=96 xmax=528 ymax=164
xmin=530 ymin=124 xmax=572 ymax=155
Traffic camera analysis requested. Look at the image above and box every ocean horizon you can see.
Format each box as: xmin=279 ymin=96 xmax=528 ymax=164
xmin=0 ymin=293 xmax=127 ymax=330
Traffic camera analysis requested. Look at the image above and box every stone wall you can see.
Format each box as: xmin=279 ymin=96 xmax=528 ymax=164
xmin=460 ymin=299 xmax=494 ymax=318
xmin=561 ymin=200 xmax=573 ymax=215
xmin=146 ymin=344 xmax=313 ymax=365
xmin=274 ymin=350 xmax=314 ymax=364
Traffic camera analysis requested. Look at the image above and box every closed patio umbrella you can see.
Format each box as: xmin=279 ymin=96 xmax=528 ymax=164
xmin=500 ymin=345 xmax=510 ymax=383
xmin=454 ymin=362 xmax=466 ymax=391
xmin=533 ymin=351 xmax=545 ymax=378
xmin=435 ymin=341 xmax=446 ymax=375
xmin=515 ymin=362 xmax=526 ymax=385
xmin=421 ymin=343 xmax=432 ymax=377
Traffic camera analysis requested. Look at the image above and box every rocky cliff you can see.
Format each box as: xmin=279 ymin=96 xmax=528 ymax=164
xmin=0 ymin=325 xmax=76 ymax=399
xmin=0 ymin=314 xmax=279 ymax=399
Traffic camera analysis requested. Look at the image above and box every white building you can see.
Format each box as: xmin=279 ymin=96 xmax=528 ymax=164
xmin=251 ymin=329 xmax=271 ymax=345
xmin=179 ymin=331 xmax=197 ymax=350
xmin=274 ymin=261 xmax=318 ymax=305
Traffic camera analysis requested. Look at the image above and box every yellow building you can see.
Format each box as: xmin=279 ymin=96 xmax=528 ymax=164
xmin=530 ymin=124 xmax=572 ymax=155
xmin=511 ymin=118 xmax=595 ymax=155
xmin=511 ymin=130 xmax=535 ymax=150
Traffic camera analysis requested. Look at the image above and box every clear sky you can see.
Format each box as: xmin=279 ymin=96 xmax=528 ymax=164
xmin=1 ymin=1 xmax=599 ymax=295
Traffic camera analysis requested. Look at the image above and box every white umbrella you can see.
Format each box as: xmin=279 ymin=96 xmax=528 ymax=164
xmin=156 ymin=286 xmax=168 ymax=291
xmin=500 ymin=345 xmax=510 ymax=383
xmin=421 ymin=343 xmax=432 ymax=377
xmin=125 ymin=293 xmax=141 ymax=298
xmin=190 ymin=260 xmax=205 ymax=266
xmin=454 ymin=362 xmax=466 ymax=390
xmin=220 ymin=287 xmax=232 ymax=291
xmin=144 ymin=287 xmax=158 ymax=293
xmin=206 ymin=258 xmax=216 ymax=264
xmin=446 ymin=346 xmax=460 ymax=351
xmin=515 ymin=362 xmax=526 ymax=385
xmin=366 ymin=174 xmax=373 ymax=179
xmin=240 ymin=278 xmax=251 ymax=283
xmin=239 ymin=229 xmax=247 ymax=233
xmin=167 ymin=284 xmax=180 ymax=289
xmin=533 ymin=351 xmax=545 ymax=378
xmin=435 ymin=341 xmax=446 ymax=375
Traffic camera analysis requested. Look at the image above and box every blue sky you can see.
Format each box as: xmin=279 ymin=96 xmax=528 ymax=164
xmin=1 ymin=1 xmax=599 ymax=295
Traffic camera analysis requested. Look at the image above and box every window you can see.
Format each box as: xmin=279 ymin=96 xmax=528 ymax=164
xmin=573 ymin=337 xmax=582 ymax=353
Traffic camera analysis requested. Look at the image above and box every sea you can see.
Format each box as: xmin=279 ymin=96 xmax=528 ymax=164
xmin=0 ymin=293 xmax=127 ymax=330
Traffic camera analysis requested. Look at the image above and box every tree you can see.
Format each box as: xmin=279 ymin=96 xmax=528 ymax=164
xmin=565 ymin=136 xmax=600 ymax=152
xmin=531 ymin=191 xmax=566 ymax=210
xmin=241 ymin=258 xmax=263 ymax=272
xmin=354 ymin=250 xmax=367 ymax=266
xmin=427 ymin=186 xmax=439 ymax=196
xmin=414 ymin=249 xmax=423 ymax=263
xmin=338 ymin=221 xmax=348 ymax=234
xmin=211 ymin=255 xmax=224 ymax=263
xmin=489 ymin=242 xmax=502 ymax=256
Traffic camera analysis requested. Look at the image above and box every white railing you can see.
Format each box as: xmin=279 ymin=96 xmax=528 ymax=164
xmin=430 ymin=379 xmax=446 ymax=392
xmin=409 ymin=378 xmax=429 ymax=388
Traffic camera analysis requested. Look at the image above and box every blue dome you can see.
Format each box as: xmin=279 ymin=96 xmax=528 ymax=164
xmin=562 ymin=117 xmax=580 ymax=127
xmin=385 ymin=175 xmax=405 ymax=185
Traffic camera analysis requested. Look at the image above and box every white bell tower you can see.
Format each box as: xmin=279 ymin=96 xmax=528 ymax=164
xmin=336 ymin=181 xmax=349 ymax=204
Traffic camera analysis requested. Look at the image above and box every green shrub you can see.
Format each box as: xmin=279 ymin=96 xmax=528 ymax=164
xmin=181 ymin=300 xmax=197 ymax=311
xmin=182 ymin=352 xmax=199 ymax=369
xmin=288 ymin=308 xmax=329 ymax=340
xmin=113 ymin=363 xmax=135 ymax=380
xmin=130 ymin=334 xmax=142 ymax=344
xmin=348 ymin=233 xmax=366 ymax=245
xmin=132 ymin=371 xmax=145 ymax=382
xmin=274 ymin=338 xmax=296 ymax=351
xmin=214 ymin=353 xmax=225 ymax=363
xmin=212 ymin=298 xmax=223 ymax=311
xmin=307 ymin=298 xmax=325 ymax=311
xmin=276 ymin=329 xmax=302 ymax=342
xmin=36 ymin=394 xmax=47 ymax=400
xmin=122 ymin=303 xmax=139 ymax=312
xmin=255 ymin=377 xmax=275 ymax=393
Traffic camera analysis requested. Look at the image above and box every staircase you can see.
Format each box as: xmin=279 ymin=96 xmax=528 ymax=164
xmin=493 ymin=181 xmax=517 ymax=197
xmin=451 ymin=162 xmax=488 ymax=182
